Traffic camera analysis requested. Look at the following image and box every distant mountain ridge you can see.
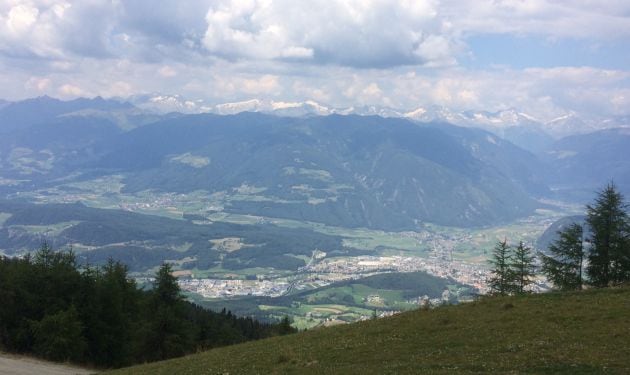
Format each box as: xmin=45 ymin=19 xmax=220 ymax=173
xmin=121 ymin=94 xmax=630 ymax=147
xmin=0 ymin=96 xmax=135 ymax=133
xmin=91 ymin=113 xmax=544 ymax=229
xmin=1 ymin=95 xmax=629 ymax=223
xmin=542 ymin=127 xmax=630 ymax=198
xmin=4 ymin=95 xmax=628 ymax=140
xmin=0 ymin=103 xmax=547 ymax=229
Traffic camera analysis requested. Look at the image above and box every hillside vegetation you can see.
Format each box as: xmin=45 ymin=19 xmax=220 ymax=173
xmin=0 ymin=200 xmax=353 ymax=272
xmin=0 ymin=247 xmax=293 ymax=369
xmin=1 ymin=109 xmax=546 ymax=230
xmin=109 ymin=287 xmax=630 ymax=374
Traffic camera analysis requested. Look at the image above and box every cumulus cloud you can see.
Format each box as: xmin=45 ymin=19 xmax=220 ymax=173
xmin=158 ymin=65 xmax=178 ymax=77
xmin=442 ymin=0 xmax=630 ymax=39
xmin=0 ymin=1 xmax=629 ymax=120
xmin=1 ymin=1 xmax=628 ymax=67
xmin=58 ymin=83 xmax=87 ymax=97
xmin=6 ymin=3 xmax=39 ymax=34
xmin=212 ymin=74 xmax=281 ymax=96
xmin=105 ymin=81 xmax=134 ymax=97
xmin=25 ymin=76 xmax=51 ymax=91
xmin=0 ymin=1 xmax=205 ymax=61
xmin=392 ymin=66 xmax=630 ymax=119
xmin=201 ymin=0 xmax=456 ymax=68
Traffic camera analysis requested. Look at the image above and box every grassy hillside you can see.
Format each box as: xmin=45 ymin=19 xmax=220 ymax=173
xmin=109 ymin=287 xmax=630 ymax=374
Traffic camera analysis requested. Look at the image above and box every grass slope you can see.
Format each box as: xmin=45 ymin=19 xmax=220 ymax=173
xmin=109 ymin=287 xmax=630 ymax=374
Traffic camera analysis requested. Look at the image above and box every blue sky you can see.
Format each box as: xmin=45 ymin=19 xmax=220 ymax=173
xmin=464 ymin=35 xmax=630 ymax=70
xmin=1 ymin=1 xmax=629 ymax=120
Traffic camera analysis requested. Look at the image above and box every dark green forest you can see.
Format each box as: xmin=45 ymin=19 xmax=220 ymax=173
xmin=0 ymin=244 xmax=295 ymax=369
xmin=0 ymin=200 xmax=360 ymax=272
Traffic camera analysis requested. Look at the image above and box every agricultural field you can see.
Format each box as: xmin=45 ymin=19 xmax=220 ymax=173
xmin=2 ymin=175 xmax=582 ymax=327
xmin=194 ymin=272 xmax=472 ymax=329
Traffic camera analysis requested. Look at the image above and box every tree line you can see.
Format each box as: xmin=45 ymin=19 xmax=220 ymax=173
xmin=488 ymin=183 xmax=630 ymax=294
xmin=0 ymin=247 xmax=295 ymax=368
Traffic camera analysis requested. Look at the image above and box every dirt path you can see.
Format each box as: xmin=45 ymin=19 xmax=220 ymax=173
xmin=0 ymin=353 xmax=96 ymax=375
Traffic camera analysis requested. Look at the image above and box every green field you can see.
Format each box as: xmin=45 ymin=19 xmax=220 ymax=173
xmin=193 ymin=272 xmax=469 ymax=330
xmin=0 ymin=212 xmax=12 ymax=226
xmin=187 ymin=266 xmax=292 ymax=279
xmin=108 ymin=286 xmax=630 ymax=374
xmin=14 ymin=177 xmax=581 ymax=264
xmin=3 ymin=182 xmax=588 ymax=330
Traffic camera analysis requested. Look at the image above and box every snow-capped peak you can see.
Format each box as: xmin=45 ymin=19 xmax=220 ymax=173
xmin=210 ymin=99 xmax=333 ymax=117
xmin=128 ymin=93 xmax=208 ymax=114
xmin=123 ymin=93 xmax=621 ymax=139
xmin=271 ymin=101 xmax=303 ymax=110
xmin=403 ymin=107 xmax=427 ymax=119
xmin=547 ymin=113 xmax=578 ymax=124
xmin=517 ymin=112 xmax=539 ymax=122
xmin=214 ymin=99 xmax=265 ymax=115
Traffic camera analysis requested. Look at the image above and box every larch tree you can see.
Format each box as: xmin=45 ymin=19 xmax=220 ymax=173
xmin=586 ymin=183 xmax=630 ymax=287
xmin=540 ymin=223 xmax=584 ymax=291
xmin=511 ymin=241 xmax=536 ymax=294
xmin=144 ymin=263 xmax=193 ymax=361
xmin=487 ymin=239 xmax=513 ymax=296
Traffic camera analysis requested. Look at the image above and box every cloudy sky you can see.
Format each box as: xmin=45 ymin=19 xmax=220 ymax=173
xmin=1 ymin=0 xmax=629 ymax=120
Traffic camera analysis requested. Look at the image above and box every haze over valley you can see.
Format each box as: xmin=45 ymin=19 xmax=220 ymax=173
xmin=1 ymin=0 xmax=629 ymax=338
xmin=1 ymin=94 xmax=627 ymax=327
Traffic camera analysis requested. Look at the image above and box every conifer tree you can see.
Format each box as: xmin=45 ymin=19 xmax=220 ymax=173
xmin=586 ymin=183 xmax=630 ymax=286
xmin=31 ymin=305 xmax=86 ymax=362
xmin=487 ymin=239 xmax=513 ymax=295
xmin=510 ymin=241 xmax=535 ymax=294
xmin=144 ymin=263 xmax=193 ymax=361
xmin=541 ymin=223 xmax=584 ymax=291
xmin=0 ymin=247 xmax=288 ymax=367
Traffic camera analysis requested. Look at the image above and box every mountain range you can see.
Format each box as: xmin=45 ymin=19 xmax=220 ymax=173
xmin=127 ymin=94 xmax=630 ymax=139
xmin=1 ymin=95 xmax=629 ymax=230
xmin=5 ymin=94 xmax=629 ymax=139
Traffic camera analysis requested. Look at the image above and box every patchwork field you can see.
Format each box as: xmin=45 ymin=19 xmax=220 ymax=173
xmin=1 ymin=176 xmax=583 ymax=327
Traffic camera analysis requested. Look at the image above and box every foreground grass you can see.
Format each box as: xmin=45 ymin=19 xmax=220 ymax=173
xmin=110 ymin=287 xmax=630 ymax=374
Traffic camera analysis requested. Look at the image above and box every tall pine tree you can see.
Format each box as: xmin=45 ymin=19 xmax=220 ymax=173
xmin=488 ymin=239 xmax=513 ymax=296
xmin=511 ymin=241 xmax=535 ymax=294
xmin=143 ymin=263 xmax=193 ymax=361
xmin=586 ymin=183 xmax=630 ymax=287
xmin=541 ymin=223 xmax=584 ymax=291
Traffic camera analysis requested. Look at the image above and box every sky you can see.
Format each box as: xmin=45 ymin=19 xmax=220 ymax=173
xmin=1 ymin=0 xmax=629 ymax=120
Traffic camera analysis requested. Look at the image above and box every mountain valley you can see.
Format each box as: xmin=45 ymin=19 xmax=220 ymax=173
xmin=0 ymin=95 xmax=626 ymax=326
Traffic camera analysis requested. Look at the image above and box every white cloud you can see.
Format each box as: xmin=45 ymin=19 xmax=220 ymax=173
xmin=212 ymin=73 xmax=281 ymax=96
xmin=1 ymin=1 xmax=628 ymax=66
xmin=0 ymin=0 xmax=629 ymax=120
xmin=441 ymin=0 xmax=630 ymax=39
xmin=240 ymin=75 xmax=280 ymax=95
xmin=58 ymin=83 xmax=87 ymax=97
xmin=25 ymin=76 xmax=51 ymax=91
xmin=292 ymin=81 xmax=331 ymax=103
xmin=360 ymin=83 xmax=383 ymax=100
xmin=523 ymin=66 xmax=629 ymax=84
xmin=6 ymin=4 xmax=39 ymax=34
xmin=158 ymin=65 xmax=177 ymax=77
xmin=105 ymin=81 xmax=133 ymax=97
xmin=201 ymin=0 xmax=452 ymax=68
